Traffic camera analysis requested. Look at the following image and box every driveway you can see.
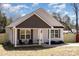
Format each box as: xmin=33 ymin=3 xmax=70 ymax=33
xmin=43 ymin=43 xmax=79 ymax=47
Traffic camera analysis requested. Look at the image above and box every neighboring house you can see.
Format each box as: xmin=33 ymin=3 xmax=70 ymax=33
xmin=72 ymin=29 xmax=76 ymax=33
xmin=6 ymin=8 xmax=64 ymax=47
xmin=63 ymin=30 xmax=71 ymax=34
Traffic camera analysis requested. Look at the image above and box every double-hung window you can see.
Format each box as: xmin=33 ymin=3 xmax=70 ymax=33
xmin=26 ymin=30 xmax=31 ymax=39
xmin=51 ymin=29 xmax=60 ymax=38
xmin=20 ymin=29 xmax=25 ymax=39
xmin=20 ymin=29 xmax=31 ymax=40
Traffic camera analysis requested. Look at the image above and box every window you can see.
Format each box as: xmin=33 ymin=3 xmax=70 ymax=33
xmin=55 ymin=30 xmax=59 ymax=38
xmin=20 ymin=29 xmax=25 ymax=39
xmin=26 ymin=30 xmax=31 ymax=39
xmin=51 ymin=30 xmax=54 ymax=38
xmin=51 ymin=29 xmax=60 ymax=38
xmin=20 ymin=29 xmax=31 ymax=40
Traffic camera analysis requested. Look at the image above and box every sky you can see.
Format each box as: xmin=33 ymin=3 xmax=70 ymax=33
xmin=0 ymin=3 xmax=76 ymax=23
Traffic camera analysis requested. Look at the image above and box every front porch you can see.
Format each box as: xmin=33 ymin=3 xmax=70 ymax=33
xmin=13 ymin=28 xmax=52 ymax=47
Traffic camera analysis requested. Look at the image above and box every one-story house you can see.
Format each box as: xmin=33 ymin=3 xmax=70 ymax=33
xmin=6 ymin=8 xmax=64 ymax=47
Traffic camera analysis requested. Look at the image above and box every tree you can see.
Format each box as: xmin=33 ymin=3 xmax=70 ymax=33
xmin=52 ymin=12 xmax=72 ymax=32
xmin=63 ymin=15 xmax=71 ymax=24
xmin=73 ymin=3 xmax=79 ymax=42
xmin=52 ymin=12 xmax=62 ymax=22
xmin=0 ymin=9 xmax=12 ymax=33
xmin=73 ymin=3 xmax=79 ymax=34
xmin=6 ymin=17 xmax=13 ymax=25
xmin=2 ymin=14 xmax=7 ymax=28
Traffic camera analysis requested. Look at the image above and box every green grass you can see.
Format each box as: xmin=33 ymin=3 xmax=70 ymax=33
xmin=0 ymin=33 xmax=8 ymax=44
xmin=64 ymin=33 xmax=76 ymax=43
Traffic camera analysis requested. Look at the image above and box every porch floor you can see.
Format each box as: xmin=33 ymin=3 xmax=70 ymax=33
xmin=16 ymin=43 xmax=44 ymax=47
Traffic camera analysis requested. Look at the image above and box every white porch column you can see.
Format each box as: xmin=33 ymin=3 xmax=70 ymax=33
xmin=49 ymin=29 xmax=51 ymax=45
xmin=14 ymin=27 xmax=17 ymax=47
xmin=61 ymin=29 xmax=64 ymax=41
xmin=38 ymin=29 xmax=43 ymax=45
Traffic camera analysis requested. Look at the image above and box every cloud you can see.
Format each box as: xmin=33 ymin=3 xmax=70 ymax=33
xmin=47 ymin=9 xmax=52 ymax=14
xmin=48 ymin=3 xmax=68 ymax=16
xmin=1 ymin=4 xmax=29 ymax=13
xmin=21 ymin=13 xmax=26 ymax=16
xmin=53 ymin=4 xmax=66 ymax=9
xmin=10 ymin=5 xmax=29 ymax=13
xmin=32 ymin=3 xmax=39 ymax=7
xmin=69 ymin=14 xmax=75 ymax=19
xmin=1 ymin=3 xmax=30 ymax=20
xmin=1 ymin=3 xmax=11 ymax=10
xmin=48 ymin=3 xmax=58 ymax=7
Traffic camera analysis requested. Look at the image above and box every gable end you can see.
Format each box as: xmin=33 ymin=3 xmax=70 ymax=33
xmin=16 ymin=14 xmax=51 ymax=28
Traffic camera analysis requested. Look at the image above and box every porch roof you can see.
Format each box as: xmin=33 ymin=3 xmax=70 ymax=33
xmin=6 ymin=8 xmax=64 ymax=28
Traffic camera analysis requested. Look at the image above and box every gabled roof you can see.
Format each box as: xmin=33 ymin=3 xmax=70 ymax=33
xmin=7 ymin=8 xmax=64 ymax=28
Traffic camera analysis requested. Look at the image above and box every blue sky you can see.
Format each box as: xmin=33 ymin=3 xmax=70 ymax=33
xmin=0 ymin=3 xmax=76 ymax=23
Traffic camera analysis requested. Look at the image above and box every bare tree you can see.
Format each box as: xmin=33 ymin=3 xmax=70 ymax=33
xmin=73 ymin=3 xmax=79 ymax=34
xmin=52 ymin=12 xmax=73 ymax=32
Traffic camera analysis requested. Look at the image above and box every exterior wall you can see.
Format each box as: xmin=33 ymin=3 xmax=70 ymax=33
xmin=42 ymin=29 xmax=48 ymax=42
xmin=42 ymin=28 xmax=64 ymax=43
xmin=33 ymin=29 xmax=38 ymax=43
xmin=6 ymin=27 xmax=16 ymax=45
xmin=32 ymin=28 xmax=64 ymax=43
xmin=6 ymin=28 xmax=13 ymax=44
xmin=6 ymin=28 xmax=64 ymax=45
xmin=51 ymin=28 xmax=64 ymax=42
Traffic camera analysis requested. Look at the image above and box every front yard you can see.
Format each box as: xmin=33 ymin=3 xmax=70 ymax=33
xmin=0 ymin=44 xmax=79 ymax=56
xmin=0 ymin=33 xmax=78 ymax=56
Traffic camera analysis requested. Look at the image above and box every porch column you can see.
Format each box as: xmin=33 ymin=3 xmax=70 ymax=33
xmin=14 ymin=27 xmax=17 ymax=47
xmin=49 ymin=29 xmax=51 ymax=45
xmin=61 ymin=29 xmax=64 ymax=41
xmin=38 ymin=29 xmax=42 ymax=45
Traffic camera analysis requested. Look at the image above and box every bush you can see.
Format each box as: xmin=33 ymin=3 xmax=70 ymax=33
xmin=45 ymin=41 xmax=64 ymax=44
xmin=55 ymin=41 xmax=64 ymax=44
xmin=51 ymin=41 xmax=56 ymax=44
xmin=0 ymin=29 xmax=5 ymax=33
xmin=3 ymin=40 xmax=11 ymax=46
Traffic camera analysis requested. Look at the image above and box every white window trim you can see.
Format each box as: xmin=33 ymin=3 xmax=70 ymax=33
xmin=51 ymin=29 xmax=60 ymax=39
xmin=19 ymin=29 xmax=31 ymax=40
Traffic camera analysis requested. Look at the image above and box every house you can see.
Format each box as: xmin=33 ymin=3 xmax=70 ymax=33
xmin=6 ymin=8 xmax=64 ymax=47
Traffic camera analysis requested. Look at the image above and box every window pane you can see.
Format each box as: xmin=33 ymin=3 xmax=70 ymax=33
xmin=26 ymin=30 xmax=30 ymax=35
xmin=55 ymin=30 xmax=58 ymax=33
xmin=26 ymin=35 xmax=30 ymax=39
xmin=51 ymin=30 xmax=54 ymax=33
xmin=55 ymin=33 xmax=59 ymax=38
xmin=20 ymin=30 xmax=25 ymax=35
xmin=26 ymin=30 xmax=31 ymax=39
xmin=21 ymin=35 xmax=25 ymax=39
xmin=51 ymin=30 xmax=54 ymax=38
xmin=51 ymin=34 xmax=54 ymax=38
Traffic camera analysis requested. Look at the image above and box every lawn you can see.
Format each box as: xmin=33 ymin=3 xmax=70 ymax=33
xmin=0 ymin=33 xmax=78 ymax=56
xmin=0 ymin=44 xmax=79 ymax=56
xmin=64 ymin=33 xmax=76 ymax=43
xmin=0 ymin=33 xmax=8 ymax=44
